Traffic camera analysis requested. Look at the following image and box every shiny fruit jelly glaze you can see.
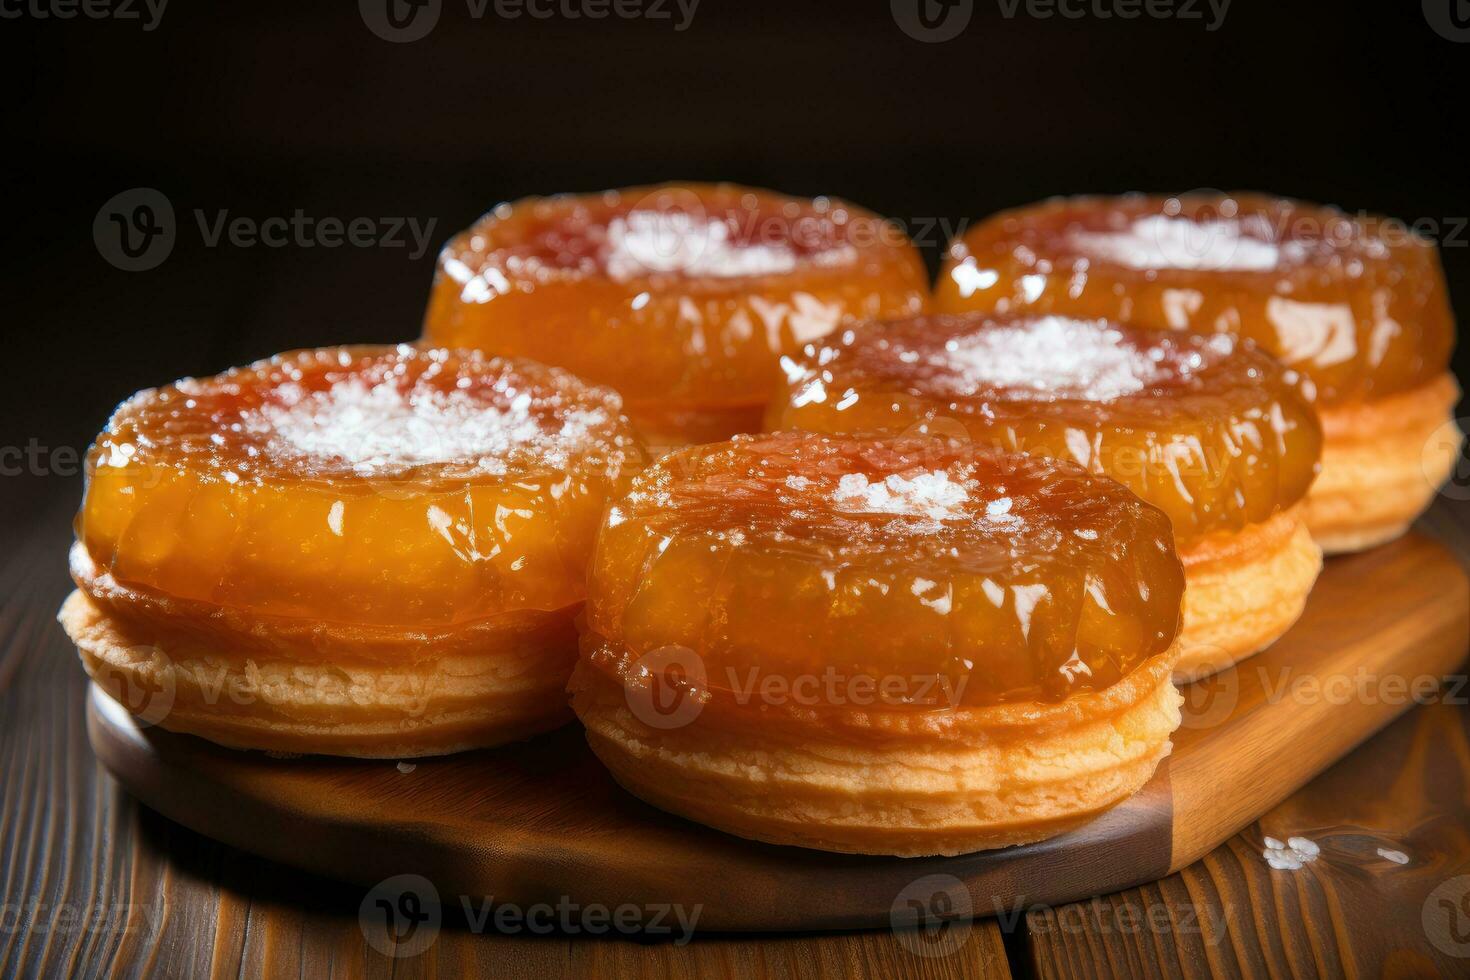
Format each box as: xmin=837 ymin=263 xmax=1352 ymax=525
xmin=77 ymin=346 xmax=645 ymax=630
xmin=422 ymin=184 xmax=930 ymax=427
xmin=934 ymin=194 xmax=1454 ymax=406
xmin=584 ymin=432 xmax=1183 ymax=714
xmin=774 ymin=313 xmax=1321 ymax=546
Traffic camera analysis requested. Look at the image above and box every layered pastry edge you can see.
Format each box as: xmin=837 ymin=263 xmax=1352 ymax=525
xmin=1303 ymin=372 xmax=1463 ymax=554
xmin=1173 ymin=507 xmax=1321 ymax=681
xmin=62 ymin=588 xmax=577 ymax=758
xmin=570 ymin=647 xmax=1181 ymax=857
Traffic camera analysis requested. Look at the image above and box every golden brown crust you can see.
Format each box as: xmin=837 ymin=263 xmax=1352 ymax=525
xmin=60 ymin=590 xmax=575 ymax=758
xmin=1304 ymin=373 xmax=1462 ymax=554
xmin=1176 ymin=508 xmax=1322 ymax=682
xmin=568 ymin=646 xmax=1181 ymax=857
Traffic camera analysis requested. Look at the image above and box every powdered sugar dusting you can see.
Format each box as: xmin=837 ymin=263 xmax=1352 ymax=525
xmin=932 ymin=316 xmax=1164 ymax=401
xmin=603 ymin=211 xmax=850 ymax=280
xmin=249 ymin=376 xmax=609 ymax=478
xmin=1071 ymin=214 xmax=1291 ymax=272
xmin=833 ymin=470 xmax=971 ymax=521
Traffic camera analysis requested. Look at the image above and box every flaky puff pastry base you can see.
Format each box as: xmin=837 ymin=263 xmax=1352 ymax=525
xmin=59 ymin=590 xmax=576 ymax=758
xmin=1175 ymin=507 xmax=1322 ymax=683
xmin=1304 ymin=372 xmax=1463 ymax=555
xmin=569 ymin=649 xmax=1182 ymax=857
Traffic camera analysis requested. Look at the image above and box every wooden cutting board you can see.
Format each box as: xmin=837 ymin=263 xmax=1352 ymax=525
xmin=84 ymin=531 xmax=1469 ymax=932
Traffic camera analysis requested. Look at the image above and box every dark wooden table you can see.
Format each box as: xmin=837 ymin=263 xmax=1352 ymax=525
xmin=3 ymin=488 xmax=1468 ymax=979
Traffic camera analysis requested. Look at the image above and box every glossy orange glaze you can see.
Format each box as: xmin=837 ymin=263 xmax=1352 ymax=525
xmin=934 ymin=194 xmax=1455 ymax=406
xmin=75 ymin=346 xmax=645 ymax=634
xmin=423 ymin=184 xmax=930 ymax=440
xmin=583 ymin=432 xmax=1183 ymax=714
xmin=773 ymin=313 xmax=1321 ymax=544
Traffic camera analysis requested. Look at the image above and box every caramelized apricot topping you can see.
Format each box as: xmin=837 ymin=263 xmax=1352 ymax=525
xmin=935 ymin=194 xmax=1454 ymax=405
xmin=77 ymin=346 xmax=644 ymax=632
xmin=583 ymin=432 xmax=1183 ymax=711
xmin=423 ymin=184 xmax=929 ymax=439
xmin=774 ymin=313 xmax=1321 ymax=544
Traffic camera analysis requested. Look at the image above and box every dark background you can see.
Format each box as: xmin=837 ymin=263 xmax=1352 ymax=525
xmin=4 ymin=0 xmax=1468 ymax=523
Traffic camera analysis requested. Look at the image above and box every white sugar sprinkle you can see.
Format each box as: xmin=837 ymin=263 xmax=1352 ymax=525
xmin=1263 ymin=834 xmax=1319 ymax=871
xmin=931 ymin=316 xmax=1163 ymax=401
xmin=1266 ymin=850 xmax=1303 ymax=871
xmin=603 ymin=211 xmax=831 ymax=280
xmin=833 ymin=471 xmax=970 ymax=521
xmin=396 ymin=762 xmax=417 ymax=774
xmin=1071 ymin=214 xmax=1289 ymax=272
xmin=1377 ymin=847 xmax=1409 ymax=865
xmin=249 ymin=377 xmax=608 ymax=477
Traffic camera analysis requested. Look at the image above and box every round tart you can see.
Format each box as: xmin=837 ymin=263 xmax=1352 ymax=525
xmin=934 ymin=193 xmax=1462 ymax=553
xmin=422 ymin=183 xmax=930 ymax=445
xmin=570 ymin=432 xmax=1186 ymax=856
xmin=61 ymin=345 xmax=645 ymax=757
xmin=774 ymin=313 xmax=1323 ymax=679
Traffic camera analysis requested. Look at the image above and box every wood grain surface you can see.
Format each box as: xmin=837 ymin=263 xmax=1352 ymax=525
xmin=3 ymin=494 xmax=1469 ymax=978
xmin=1027 ymin=697 xmax=1470 ymax=979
